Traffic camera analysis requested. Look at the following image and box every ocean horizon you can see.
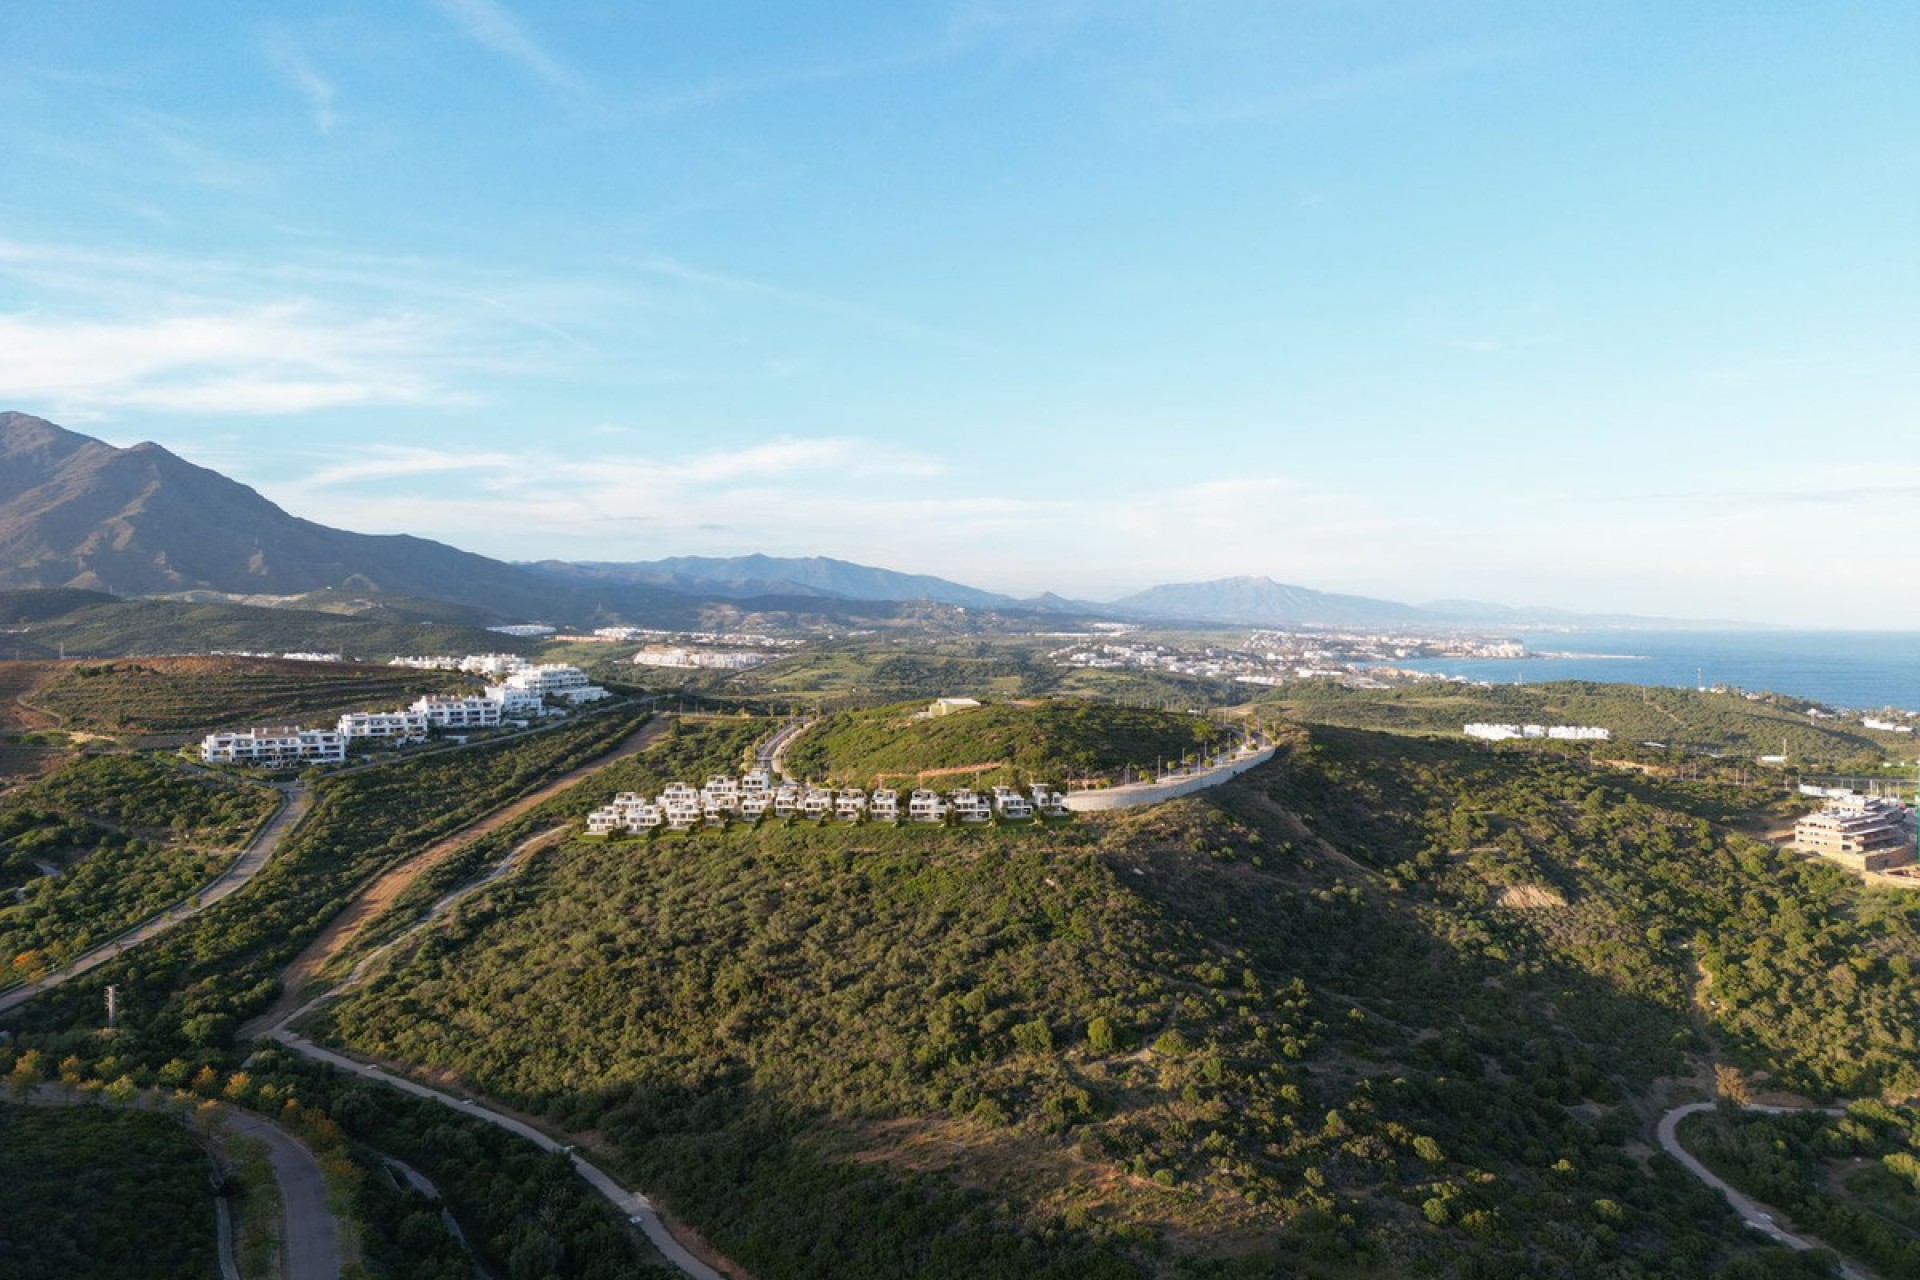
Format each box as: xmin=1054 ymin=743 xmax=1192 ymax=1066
xmin=1392 ymin=629 xmax=1920 ymax=712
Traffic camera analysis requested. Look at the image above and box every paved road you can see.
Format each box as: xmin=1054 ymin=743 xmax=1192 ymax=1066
xmin=220 ymin=1107 xmax=344 ymax=1280
xmin=1658 ymin=1101 xmax=1868 ymax=1279
xmin=0 ymin=781 xmax=311 ymax=1017
xmin=253 ymin=730 xmax=731 ymax=1280
xmin=268 ymin=1029 xmax=723 ymax=1280
xmin=760 ymin=717 xmax=814 ymax=782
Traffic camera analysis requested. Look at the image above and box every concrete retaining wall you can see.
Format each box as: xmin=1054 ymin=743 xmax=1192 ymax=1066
xmin=1062 ymin=747 xmax=1277 ymax=813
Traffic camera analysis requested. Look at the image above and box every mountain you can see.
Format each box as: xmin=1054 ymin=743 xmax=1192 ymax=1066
xmin=0 ymin=413 xmax=1711 ymax=633
xmin=526 ymin=554 xmax=1021 ymax=609
xmin=1108 ymin=575 xmax=1430 ymax=627
xmin=0 ymin=413 xmax=688 ymax=626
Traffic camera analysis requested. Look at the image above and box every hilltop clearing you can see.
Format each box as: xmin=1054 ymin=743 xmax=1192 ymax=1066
xmin=779 ymin=698 xmax=1234 ymax=789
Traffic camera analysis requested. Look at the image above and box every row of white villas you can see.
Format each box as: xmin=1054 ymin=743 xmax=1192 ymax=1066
xmin=204 ymin=665 xmax=609 ymax=764
xmin=587 ymin=772 xmax=1069 ymax=834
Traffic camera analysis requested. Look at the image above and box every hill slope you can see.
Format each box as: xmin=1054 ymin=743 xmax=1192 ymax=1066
xmin=298 ymin=717 xmax=1920 ymax=1278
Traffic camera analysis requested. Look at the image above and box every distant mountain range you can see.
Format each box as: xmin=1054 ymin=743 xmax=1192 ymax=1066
xmin=0 ymin=412 xmax=1701 ymax=632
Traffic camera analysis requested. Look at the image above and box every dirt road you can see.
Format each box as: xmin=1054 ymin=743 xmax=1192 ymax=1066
xmin=248 ymin=717 xmax=669 ymax=1033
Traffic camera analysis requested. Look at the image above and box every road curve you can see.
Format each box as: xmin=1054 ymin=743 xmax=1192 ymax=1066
xmin=761 ymin=717 xmax=814 ymax=782
xmin=1658 ymin=1101 xmax=1868 ymax=1280
xmin=268 ymin=1029 xmax=723 ymax=1280
xmin=0 ymin=781 xmax=312 ymax=1017
xmin=218 ymin=1107 xmax=344 ymax=1280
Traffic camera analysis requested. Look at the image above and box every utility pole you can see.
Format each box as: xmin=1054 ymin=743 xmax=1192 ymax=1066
xmin=104 ymin=985 xmax=119 ymax=1029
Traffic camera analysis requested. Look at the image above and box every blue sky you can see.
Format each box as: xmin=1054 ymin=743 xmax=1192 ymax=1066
xmin=1 ymin=2 xmax=1916 ymax=624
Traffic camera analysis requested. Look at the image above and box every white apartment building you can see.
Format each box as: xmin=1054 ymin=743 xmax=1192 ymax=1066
xmin=483 ymin=683 xmax=545 ymax=717
xmin=631 ymin=648 xmax=774 ymax=670
xmin=337 ymin=709 xmax=429 ymax=741
xmin=411 ymin=695 xmax=503 ymax=730
xmin=503 ymin=664 xmax=609 ymax=704
xmin=201 ymin=726 xmax=346 ymax=767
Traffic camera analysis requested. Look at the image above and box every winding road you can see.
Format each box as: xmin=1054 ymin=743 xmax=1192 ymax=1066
xmin=251 ymin=716 xmax=734 ymax=1280
xmin=268 ymin=1028 xmax=724 ymax=1280
xmin=0 ymin=780 xmax=311 ymax=1018
xmin=760 ymin=717 xmax=814 ymax=782
xmin=1658 ymin=1101 xmax=1869 ymax=1280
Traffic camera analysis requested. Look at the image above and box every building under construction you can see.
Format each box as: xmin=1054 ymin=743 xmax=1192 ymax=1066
xmin=1792 ymin=794 xmax=1917 ymax=874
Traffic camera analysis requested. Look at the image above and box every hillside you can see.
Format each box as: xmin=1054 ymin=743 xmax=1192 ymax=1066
xmin=286 ymin=717 xmax=1920 ymax=1278
xmin=778 ymin=698 xmax=1231 ymax=788
xmin=22 ymin=655 xmax=473 ymax=736
xmin=1255 ymin=679 xmax=1902 ymax=769
xmin=0 ymin=590 xmax=536 ymax=662
xmin=0 ymin=1106 xmax=219 ymax=1280
xmin=1 ymin=754 xmax=277 ymax=983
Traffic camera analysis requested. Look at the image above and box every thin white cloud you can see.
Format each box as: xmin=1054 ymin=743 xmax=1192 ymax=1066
xmin=428 ymin=0 xmax=585 ymax=94
xmin=264 ymin=36 xmax=339 ymax=135
xmin=0 ymin=307 xmax=465 ymax=416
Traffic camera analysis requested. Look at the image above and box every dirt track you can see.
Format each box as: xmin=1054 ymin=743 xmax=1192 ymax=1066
xmin=247 ymin=717 xmax=670 ymax=1032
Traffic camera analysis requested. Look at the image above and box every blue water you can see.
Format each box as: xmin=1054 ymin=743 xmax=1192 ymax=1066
xmin=1390 ymin=630 xmax=1920 ymax=712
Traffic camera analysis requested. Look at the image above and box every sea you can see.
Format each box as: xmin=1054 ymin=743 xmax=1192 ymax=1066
xmin=1390 ymin=630 xmax=1920 ymax=713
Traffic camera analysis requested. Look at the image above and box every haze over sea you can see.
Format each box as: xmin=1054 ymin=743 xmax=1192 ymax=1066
xmin=1394 ymin=631 xmax=1920 ymax=713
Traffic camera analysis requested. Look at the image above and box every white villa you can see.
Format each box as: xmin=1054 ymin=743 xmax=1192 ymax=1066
xmin=201 ymin=726 xmax=346 ymax=767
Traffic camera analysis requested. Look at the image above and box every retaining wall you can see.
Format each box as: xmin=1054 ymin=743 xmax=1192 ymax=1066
xmin=1062 ymin=747 xmax=1278 ymax=813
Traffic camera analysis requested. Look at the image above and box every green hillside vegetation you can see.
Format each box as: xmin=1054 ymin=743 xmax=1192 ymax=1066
xmin=0 ymin=595 xmax=534 ymax=662
xmin=1679 ymin=1103 xmax=1920 ymax=1276
xmin=2 ymin=706 xmax=650 ymax=1051
xmin=1257 ymin=680 xmax=1902 ymax=768
xmin=277 ymin=717 xmax=1910 ymax=1279
xmin=781 ymin=699 xmax=1230 ymax=788
xmin=26 ymin=655 xmax=474 ymax=735
xmin=2 ymin=756 xmax=277 ymax=987
xmin=736 ymin=637 xmax=1239 ymax=710
xmin=0 ymin=1104 xmax=217 ymax=1280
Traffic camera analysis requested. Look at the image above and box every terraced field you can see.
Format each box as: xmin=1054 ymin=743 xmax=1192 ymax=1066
xmin=27 ymin=656 xmax=474 ymax=735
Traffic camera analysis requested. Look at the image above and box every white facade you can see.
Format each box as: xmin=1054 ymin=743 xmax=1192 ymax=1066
xmin=411 ymin=695 xmax=504 ymax=730
xmin=631 ymin=648 xmax=774 ymax=670
xmin=483 ymin=683 xmax=546 ymax=716
xmin=201 ymin=726 xmax=346 ymax=767
xmin=504 ymin=664 xmax=609 ymax=704
xmin=1464 ymin=722 xmax=1609 ymax=742
xmin=338 ymin=709 xmax=429 ymax=740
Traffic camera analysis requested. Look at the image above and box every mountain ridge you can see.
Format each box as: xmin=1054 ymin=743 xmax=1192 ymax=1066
xmin=0 ymin=413 xmax=1718 ymax=631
